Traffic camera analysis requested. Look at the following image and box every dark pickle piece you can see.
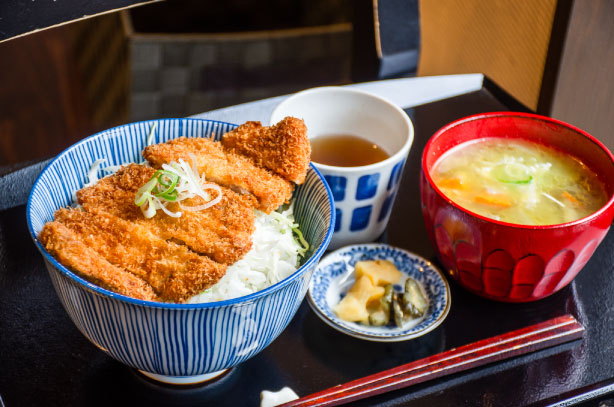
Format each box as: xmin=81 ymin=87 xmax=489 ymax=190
xmin=402 ymin=278 xmax=428 ymax=318
xmin=381 ymin=284 xmax=393 ymax=313
xmin=369 ymin=284 xmax=394 ymax=326
xmin=392 ymin=293 xmax=406 ymax=328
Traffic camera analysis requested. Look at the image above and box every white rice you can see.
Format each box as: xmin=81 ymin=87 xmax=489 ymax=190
xmin=188 ymin=205 xmax=305 ymax=303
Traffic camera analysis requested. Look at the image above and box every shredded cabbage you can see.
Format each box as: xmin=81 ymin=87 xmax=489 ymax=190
xmin=83 ymin=158 xmax=106 ymax=188
xmin=188 ymin=204 xmax=307 ymax=303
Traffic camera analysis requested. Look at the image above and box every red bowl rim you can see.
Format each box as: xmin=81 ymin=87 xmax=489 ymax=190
xmin=421 ymin=111 xmax=614 ymax=230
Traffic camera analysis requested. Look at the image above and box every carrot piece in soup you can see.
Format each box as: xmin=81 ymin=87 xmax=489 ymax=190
xmin=562 ymin=191 xmax=581 ymax=206
xmin=438 ymin=177 xmax=465 ymax=190
xmin=474 ymin=192 xmax=512 ymax=208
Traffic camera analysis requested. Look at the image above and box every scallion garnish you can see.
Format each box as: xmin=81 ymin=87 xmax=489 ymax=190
xmin=134 ymin=156 xmax=221 ymax=219
xmin=493 ymin=163 xmax=533 ymax=185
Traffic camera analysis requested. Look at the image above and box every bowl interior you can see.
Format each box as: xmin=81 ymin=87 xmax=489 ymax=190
xmin=423 ymin=112 xmax=614 ymax=204
xmin=27 ymin=118 xmax=334 ymax=306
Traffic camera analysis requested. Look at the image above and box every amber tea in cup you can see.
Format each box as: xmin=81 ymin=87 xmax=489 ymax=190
xmin=310 ymin=134 xmax=390 ymax=167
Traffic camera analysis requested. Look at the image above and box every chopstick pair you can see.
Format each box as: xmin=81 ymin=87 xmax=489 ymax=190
xmin=281 ymin=314 xmax=583 ymax=407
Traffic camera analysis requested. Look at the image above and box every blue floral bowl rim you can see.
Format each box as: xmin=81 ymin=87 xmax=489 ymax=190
xmin=307 ymin=243 xmax=452 ymax=341
xmin=26 ymin=118 xmax=336 ymax=310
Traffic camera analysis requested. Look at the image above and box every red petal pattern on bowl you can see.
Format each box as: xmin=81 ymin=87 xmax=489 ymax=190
xmin=455 ymin=241 xmax=482 ymax=292
xmin=430 ymin=218 xmax=605 ymax=301
xmin=554 ymin=239 xmax=598 ymax=292
xmin=484 ymin=250 xmax=515 ymax=272
xmin=455 ymin=241 xmax=481 ymax=277
xmin=482 ymin=267 xmax=512 ymax=297
xmin=533 ymin=250 xmax=575 ymax=298
xmin=434 ymin=225 xmax=454 ymax=267
xmin=509 ymin=285 xmax=535 ymax=300
xmin=545 ymin=249 xmax=575 ymax=276
xmin=513 ymin=255 xmax=545 ymax=285
xmin=482 ymin=250 xmax=514 ymax=297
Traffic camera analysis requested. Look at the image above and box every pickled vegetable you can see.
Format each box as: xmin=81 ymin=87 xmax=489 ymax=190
xmin=402 ymin=278 xmax=428 ymax=318
xmin=334 ymin=275 xmax=384 ymax=322
xmin=392 ymin=293 xmax=406 ymax=328
xmin=333 ymin=260 xmax=430 ymax=328
xmin=355 ymin=260 xmax=402 ymax=286
xmin=368 ymin=284 xmax=394 ymax=326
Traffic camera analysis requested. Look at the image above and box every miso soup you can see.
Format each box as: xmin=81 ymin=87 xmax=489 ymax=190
xmin=432 ymin=138 xmax=608 ymax=225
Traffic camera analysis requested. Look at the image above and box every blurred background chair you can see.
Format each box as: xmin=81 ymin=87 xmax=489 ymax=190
xmin=1 ymin=0 xmax=613 ymax=167
xmin=351 ymin=0 xmax=420 ymax=81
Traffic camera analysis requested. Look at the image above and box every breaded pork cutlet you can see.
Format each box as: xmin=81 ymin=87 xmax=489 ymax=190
xmin=143 ymin=137 xmax=294 ymax=213
xmin=77 ymin=163 xmax=255 ymax=264
xmin=39 ymin=222 xmax=159 ymax=301
xmin=221 ymin=117 xmax=310 ymax=184
xmin=50 ymin=207 xmax=227 ymax=302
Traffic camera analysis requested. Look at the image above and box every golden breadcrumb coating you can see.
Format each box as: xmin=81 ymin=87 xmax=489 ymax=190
xmin=143 ymin=137 xmax=293 ymax=214
xmin=77 ymin=163 xmax=255 ymax=264
xmin=222 ymin=117 xmax=310 ymax=184
xmin=40 ymin=117 xmax=311 ymax=302
xmin=51 ymin=207 xmax=227 ymax=303
xmin=39 ymin=222 xmax=159 ymax=301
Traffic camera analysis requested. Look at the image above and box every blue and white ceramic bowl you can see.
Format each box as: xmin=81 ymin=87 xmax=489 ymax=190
xmin=27 ymin=118 xmax=334 ymax=384
xmin=308 ymin=243 xmax=451 ymax=342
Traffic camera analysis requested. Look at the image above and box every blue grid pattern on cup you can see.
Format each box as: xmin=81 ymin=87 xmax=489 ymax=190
xmin=378 ymin=191 xmax=397 ymax=222
xmin=324 ymin=175 xmax=347 ymax=201
xmin=334 ymin=208 xmax=342 ymax=232
xmin=350 ymin=205 xmax=372 ymax=231
xmin=356 ymin=173 xmax=380 ymax=200
xmin=387 ymin=159 xmax=405 ymax=190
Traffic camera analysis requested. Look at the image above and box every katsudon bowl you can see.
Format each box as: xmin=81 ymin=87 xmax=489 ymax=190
xmin=26 ymin=118 xmax=334 ymax=384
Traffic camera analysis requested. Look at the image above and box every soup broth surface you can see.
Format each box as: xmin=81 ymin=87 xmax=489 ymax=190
xmin=432 ymin=138 xmax=608 ymax=225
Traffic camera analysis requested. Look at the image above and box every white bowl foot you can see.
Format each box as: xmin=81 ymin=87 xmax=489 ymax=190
xmin=138 ymin=369 xmax=229 ymax=385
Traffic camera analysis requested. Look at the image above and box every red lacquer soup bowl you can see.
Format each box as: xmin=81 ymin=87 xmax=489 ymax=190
xmin=420 ymin=112 xmax=614 ymax=302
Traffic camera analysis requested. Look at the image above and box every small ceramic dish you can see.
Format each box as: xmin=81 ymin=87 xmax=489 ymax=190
xmin=308 ymin=243 xmax=451 ymax=342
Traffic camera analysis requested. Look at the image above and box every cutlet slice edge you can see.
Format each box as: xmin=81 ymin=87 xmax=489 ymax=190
xmin=52 ymin=207 xmax=228 ymax=303
xmin=39 ymin=221 xmax=159 ymax=302
xmin=221 ymin=117 xmax=310 ymax=184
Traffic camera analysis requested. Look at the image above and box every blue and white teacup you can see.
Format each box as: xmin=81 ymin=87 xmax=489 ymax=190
xmin=271 ymin=86 xmax=414 ymax=250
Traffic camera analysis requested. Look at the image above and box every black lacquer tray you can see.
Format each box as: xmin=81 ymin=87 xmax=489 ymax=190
xmin=1 ymin=79 xmax=613 ymax=407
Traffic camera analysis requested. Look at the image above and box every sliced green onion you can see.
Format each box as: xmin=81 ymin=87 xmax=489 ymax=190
xmin=154 ymin=170 xmax=179 ymax=198
xmin=493 ymin=163 xmax=533 ymax=185
xmin=135 ymin=177 xmax=158 ymax=206
xmin=134 ymin=157 xmax=220 ymax=218
xmin=499 ymin=176 xmax=533 ymax=185
xmin=142 ymin=196 xmax=157 ymax=218
xmin=157 ymin=191 xmax=178 ymax=201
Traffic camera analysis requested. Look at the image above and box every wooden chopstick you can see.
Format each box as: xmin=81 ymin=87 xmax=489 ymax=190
xmin=281 ymin=314 xmax=583 ymax=407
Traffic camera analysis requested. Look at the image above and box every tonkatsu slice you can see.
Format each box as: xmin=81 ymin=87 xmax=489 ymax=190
xmin=39 ymin=222 xmax=159 ymax=301
xmin=143 ymin=137 xmax=294 ymax=213
xmin=77 ymin=163 xmax=255 ymax=264
xmin=46 ymin=207 xmax=227 ymax=303
xmin=221 ymin=117 xmax=311 ymax=184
